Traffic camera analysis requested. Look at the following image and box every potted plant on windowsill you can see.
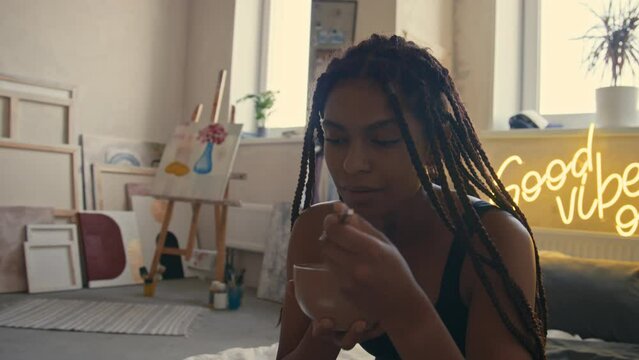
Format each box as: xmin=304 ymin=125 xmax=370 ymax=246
xmin=578 ymin=1 xmax=639 ymax=127
xmin=236 ymin=90 xmax=279 ymax=137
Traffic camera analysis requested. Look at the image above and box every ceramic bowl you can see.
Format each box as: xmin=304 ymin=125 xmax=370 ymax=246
xmin=293 ymin=263 xmax=371 ymax=331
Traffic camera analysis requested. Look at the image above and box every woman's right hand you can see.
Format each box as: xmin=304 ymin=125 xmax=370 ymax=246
xmin=311 ymin=318 xmax=385 ymax=350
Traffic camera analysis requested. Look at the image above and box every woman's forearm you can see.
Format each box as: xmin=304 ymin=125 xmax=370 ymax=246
xmin=382 ymin=290 xmax=464 ymax=360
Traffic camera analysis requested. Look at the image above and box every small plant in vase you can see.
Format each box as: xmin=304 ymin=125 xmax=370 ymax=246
xmin=578 ymin=1 xmax=639 ymax=127
xmin=236 ymin=90 xmax=279 ymax=137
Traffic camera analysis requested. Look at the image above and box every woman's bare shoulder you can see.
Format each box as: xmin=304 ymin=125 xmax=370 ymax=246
xmin=460 ymin=199 xmax=536 ymax=303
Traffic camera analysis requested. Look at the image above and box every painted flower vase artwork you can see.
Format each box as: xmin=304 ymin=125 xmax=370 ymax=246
xmin=151 ymin=121 xmax=242 ymax=202
xmin=194 ymin=123 xmax=228 ymax=175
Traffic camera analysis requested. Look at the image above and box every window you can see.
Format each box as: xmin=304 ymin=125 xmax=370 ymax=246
xmin=523 ymin=0 xmax=637 ymax=125
xmin=260 ymin=0 xmax=312 ymax=130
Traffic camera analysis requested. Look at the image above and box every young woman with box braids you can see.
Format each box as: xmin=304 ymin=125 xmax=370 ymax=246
xmin=277 ymin=34 xmax=547 ymax=360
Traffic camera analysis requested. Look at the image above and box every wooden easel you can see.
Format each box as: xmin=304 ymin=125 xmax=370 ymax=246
xmin=144 ymin=70 xmax=244 ymax=297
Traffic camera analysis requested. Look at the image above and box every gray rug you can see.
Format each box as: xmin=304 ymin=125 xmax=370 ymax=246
xmin=0 ymin=298 xmax=204 ymax=336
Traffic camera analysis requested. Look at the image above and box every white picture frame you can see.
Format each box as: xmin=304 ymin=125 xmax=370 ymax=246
xmin=24 ymin=224 xmax=82 ymax=293
xmin=92 ymin=163 xmax=156 ymax=211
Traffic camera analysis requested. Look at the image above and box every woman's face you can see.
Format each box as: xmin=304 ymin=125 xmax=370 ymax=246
xmin=322 ymin=78 xmax=429 ymax=222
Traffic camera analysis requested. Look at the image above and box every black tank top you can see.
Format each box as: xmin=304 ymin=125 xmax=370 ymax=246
xmin=359 ymin=200 xmax=498 ymax=359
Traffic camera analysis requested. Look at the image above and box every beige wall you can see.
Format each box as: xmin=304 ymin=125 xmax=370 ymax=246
xmin=452 ymin=0 xmax=497 ymax=131
xmin=452 ymin=0 xmax=524 ymax=131
xmin=396 ymin=0 xmax=454 ymax=69
xmin=354 ymin=0 xmax=454 ymax=70
xmin=354 ymin=0 xmax=397 ymax=43
xmin=491 ymin=0 xmax=523 ymax=130
xmin=351 ymin=0 xmax=455 ymax=70
xmin=0 ymin=0 xmax=190 ymax=143
xmin=182 ymin=0 xmax=236 ymax=126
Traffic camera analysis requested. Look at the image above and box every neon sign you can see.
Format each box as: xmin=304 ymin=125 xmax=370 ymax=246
xmin=496 ymin=124 xmax=639 ymax=237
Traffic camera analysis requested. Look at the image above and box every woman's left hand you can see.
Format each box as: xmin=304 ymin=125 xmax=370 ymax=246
xmin=320 ymin=202 xmax=429 ymax=325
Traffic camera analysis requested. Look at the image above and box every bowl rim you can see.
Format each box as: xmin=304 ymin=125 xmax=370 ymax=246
xmin=293 ymin=263 xmax=329 ymax=271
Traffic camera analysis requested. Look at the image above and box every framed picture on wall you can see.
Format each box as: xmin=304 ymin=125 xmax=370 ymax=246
xmin=308 ymin=1 xmax=358 ymax=115
xmin=311 ymin=1 xmax=357 ymax=51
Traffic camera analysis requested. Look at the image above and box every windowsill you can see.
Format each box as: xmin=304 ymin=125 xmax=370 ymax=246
xmin=484 ymin=111 xmax=639 ymax=138
xmin=480 ymin=125 xmax=639 ymax=139
xmin=239 ymin=135 xmax=304 ymax=145
xmin=239 ymin=126 xmax=306 ymax=145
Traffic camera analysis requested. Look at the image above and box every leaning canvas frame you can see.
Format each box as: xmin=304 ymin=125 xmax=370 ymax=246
xmin=92 ymin=163 xmax=156 ymax=211
xmin=80 ymin=134 xmax=166 ymax=210
xmin=0 ymin=207 xmax=55 ymax=294
xmin=24 ymin=224 xmax=82 ymax=293
xmin=0 ymin=73 xmax=76 ymax=144
xmin=77 ymin=211 xmax=145 ymax=288
xmin=0 ymin=140 xmax=81 ymax=219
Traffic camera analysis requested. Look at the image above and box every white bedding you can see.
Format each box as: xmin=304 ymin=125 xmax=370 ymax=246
xmin=184 ymin=331 xmax=607 ymax=360
xmin=547 ymin=329 xmax=604 ymax=342
xmin=184 ymin=343 xmax=374 ymax=360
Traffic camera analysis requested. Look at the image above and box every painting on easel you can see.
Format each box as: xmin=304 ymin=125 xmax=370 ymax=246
xmin=151 ymin=121 xmax=242 ymax=202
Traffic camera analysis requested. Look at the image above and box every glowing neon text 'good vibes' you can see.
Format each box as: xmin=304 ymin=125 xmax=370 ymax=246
xmin=496 ymin=124 xmax=639 ymax=237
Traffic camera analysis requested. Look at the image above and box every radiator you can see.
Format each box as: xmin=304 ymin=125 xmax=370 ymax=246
xmin=533 ymin=227 xmax=639 ymax=262
xmin=225 ymin=203 xmax=274 ymax=253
